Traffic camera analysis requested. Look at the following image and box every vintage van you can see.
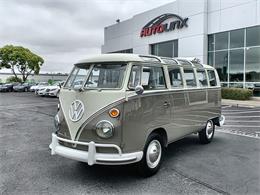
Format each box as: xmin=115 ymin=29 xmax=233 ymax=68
xmin=50 ymin=54 xmax=225 ymax=176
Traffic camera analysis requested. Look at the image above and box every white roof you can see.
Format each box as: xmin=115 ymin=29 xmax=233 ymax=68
xmin=76 ymin=54 xmax=144 ymax=64
xmin=76 ymin=54 xmax=215 ymax=69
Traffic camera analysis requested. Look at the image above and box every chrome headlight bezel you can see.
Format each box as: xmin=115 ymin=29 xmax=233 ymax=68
xmin=95 ymin=120 xmax=114 ymax=139
xmin=54 ymin=113 xmax=60 ymax=130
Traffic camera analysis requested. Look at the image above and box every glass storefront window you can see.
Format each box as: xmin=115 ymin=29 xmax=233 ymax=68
xmin=215 ymin=51 xmax=228 ymax=81
xmin=208 ymin=34 xmax=214 ymax=51
xmin=207 ymin=26 xmax=260 ymax=93
xmin=215 ymin=32 xmax=228 ymax=50
xmin=110 ymin=48 xmax=133 ymax=53
xmin=229 ymin=49 xmax=244 ymax=82
xmin=230 ymin=29 xmax=244 ymax=48
xmin=246 ymin=26 xmax=260 ymax=47
xmin=208 ymin=52 xmax=214 ymax=66
xmin=151 ymin=40 xmax=178 ymax=57
xmin=246 ymin=47 xmax=260 ymax=82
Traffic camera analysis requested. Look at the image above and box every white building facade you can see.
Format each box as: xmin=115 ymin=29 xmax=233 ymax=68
xmin=102 ymin=0 xmax=260 ymax=89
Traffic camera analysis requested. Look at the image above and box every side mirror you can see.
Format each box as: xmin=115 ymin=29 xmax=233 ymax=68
xmin=135 ymin=85 xmax=144 ymax=95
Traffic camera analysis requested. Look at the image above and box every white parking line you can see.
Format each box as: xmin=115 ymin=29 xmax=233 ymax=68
xmin=223 ymin=125 xmax=260 ymax=128
xmin=222 ymin=111 xmax=260 ymax=114
xmin=0 ymin=102 xmax=58 ymax=110
xmin=216 ymin=129 xmax=260 ymax=139
xmin=225 ymin=116 xmax=260 ymax=118
xmin=225 ymin=120 xmax=260 ymax=123
xmin=221 ymin=105 xmax=232 ymax=109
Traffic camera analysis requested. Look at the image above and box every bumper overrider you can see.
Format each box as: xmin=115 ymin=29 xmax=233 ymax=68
xmin=49 ymin=133 xmax=143 ymax=165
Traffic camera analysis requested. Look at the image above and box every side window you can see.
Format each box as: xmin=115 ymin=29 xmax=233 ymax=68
xmin=128 ymin=65 xmax=141 ymax=88
xmin=142 ymin=66 xmax=166 ymax=90
xmin=197 ymin=69 xmax=208 ymax=87
xmin=208 ymin=70 xmax=218 ymax=86
xmin=183 ymin=68 xmax=197 ymax=87
xmin=128 ymin=65 xmax=166 ymax=90
xmin=168 ymin=67 xmax=183 ymax=88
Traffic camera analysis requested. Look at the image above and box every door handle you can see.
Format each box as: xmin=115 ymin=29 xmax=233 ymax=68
xmin=163 ymin=101 xmax=170 ymax=107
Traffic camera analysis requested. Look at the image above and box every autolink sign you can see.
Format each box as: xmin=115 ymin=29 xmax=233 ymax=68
xmin=140 ymin=13 xmax=188 ymax=37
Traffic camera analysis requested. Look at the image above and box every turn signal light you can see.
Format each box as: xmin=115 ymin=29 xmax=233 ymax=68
xmin=109 ymin=108 xmax=120 ymax=118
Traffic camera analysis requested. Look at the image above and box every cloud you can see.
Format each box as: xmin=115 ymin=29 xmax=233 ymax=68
xmin=0 ymin=0 xmax=173 ymax=73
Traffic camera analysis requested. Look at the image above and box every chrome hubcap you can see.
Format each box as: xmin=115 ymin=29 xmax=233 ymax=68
xmin=206 ymin=120 xmax=214 ymax=139
xmin=146 ymin=140 xmax=162 ymax=169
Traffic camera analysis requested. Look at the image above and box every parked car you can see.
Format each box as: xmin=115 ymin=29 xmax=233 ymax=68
xmin=253 ymin=83 xmax=260 ymax=96
xmin=49 ymin=54 xmax=225 ymax=177
xmin=45 ymin=81 xmax=65 ymax=97
xmin=0 ymin=83 xmax=19 ymax=92
xmin=13 ymin=83 xmax=32 ymax=92
xmin=30 ymin=82 xmax=48 ymax=92
xmin=36 ymin=86 xmax=48 ymax=96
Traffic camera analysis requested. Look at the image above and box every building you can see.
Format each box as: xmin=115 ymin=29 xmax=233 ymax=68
xmin=102 ymin=0 xmax=260 ymax=89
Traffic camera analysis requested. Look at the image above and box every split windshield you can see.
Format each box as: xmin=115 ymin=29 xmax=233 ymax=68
xmin=65 ymin=63 xmax=127 ymax=89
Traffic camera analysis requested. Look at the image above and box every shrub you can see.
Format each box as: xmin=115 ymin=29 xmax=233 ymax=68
xmin=222 ymin=87 xmax=253 ymax=100
xmin=6 ymin=76 xmax=22 ymax=83
xmin=48 ymin=79 xmax=54 ymax=85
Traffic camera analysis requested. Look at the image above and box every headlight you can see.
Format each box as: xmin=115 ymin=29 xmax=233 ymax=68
xmin=96 ymin=120 xmax=114 ymax=138
xmin=54 ymin=113 xmax=60 ymax=130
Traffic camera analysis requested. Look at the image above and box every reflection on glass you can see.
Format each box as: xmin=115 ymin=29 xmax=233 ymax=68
xmin=230 ymin=29 xmax=244 ymax=48
xmin=229 ymin=83 xmax=243 ymax=88
xmin=229 ymin=49 xmax=244 ymax=82
xmin=215 ymin=51 xmax=228 ymax=81
xmin=246 ymin=47 xmax=260 ymax=82
xmin=151 ymin=40 xmax=178 ymax=58
xmin=141 ymin=66 xmax=166 ymax=90
xmin=246 ymin=26 xmax=260 ymax=47
xmin=85 ymin=64 xmax=127 ymax=89
xmin=197 ymin=70 xmax=208 ymax=87
xmin=207 ymin=70 xmax=217 ymax=86
xmin=168 ymin=67 xmax=183 ymax=88
xmin=183 ymin=69 xmax=196 ymax=87
xmin=215 ymin=32 xmax=228 ymax=50
xmin=208 ymin=34 xmax=214 ymax=51
xmin=208 ymin=52 xmax=214 ymax=66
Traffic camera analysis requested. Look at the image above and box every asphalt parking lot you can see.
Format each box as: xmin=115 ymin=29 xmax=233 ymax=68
xmin=0 ymin=93 xmax=260 ymax=195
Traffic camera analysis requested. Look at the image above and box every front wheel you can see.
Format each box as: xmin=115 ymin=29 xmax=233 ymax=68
xmin=137 ymin=133 xmax=164 ymax=177
xmin=198 ymin=120 xmax=215 ymax=144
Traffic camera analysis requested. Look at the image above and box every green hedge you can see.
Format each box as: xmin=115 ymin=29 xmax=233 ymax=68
xmin=222 ymin=88 xmax=253 ymax=100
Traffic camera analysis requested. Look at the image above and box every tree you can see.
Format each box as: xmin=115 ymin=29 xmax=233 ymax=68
xmin=6 ymin=76 xmax=23 ymax=83
xmin=0 ymin=45 xmax=44 ymax=83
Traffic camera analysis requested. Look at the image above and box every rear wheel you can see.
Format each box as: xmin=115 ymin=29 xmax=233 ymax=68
xmin=137 ymin=133 xmax=164 ymax=177
xmin=198 ymin=120 xmax=215 ymax=144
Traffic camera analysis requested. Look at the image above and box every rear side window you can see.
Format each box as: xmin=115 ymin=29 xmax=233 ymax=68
xmin=197 ymin=69 xmax=208 ymax=87
xmin=142 ymin=66 xmax=166 ymax=90
xmin=183 ymin=68 xmax=197 ymax=87
xmin=208 ymin=70 xmax=217 ymax=86
xmin=168 ymin=67 xmax=183 ymax=88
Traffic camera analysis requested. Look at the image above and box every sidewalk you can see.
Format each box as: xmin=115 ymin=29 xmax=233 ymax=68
xmin=222 ymin=97 xmax=260 ymax=107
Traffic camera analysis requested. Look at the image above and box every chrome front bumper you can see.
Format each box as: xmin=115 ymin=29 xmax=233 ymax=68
xmin=219 ymin=115 xmax=225 ymax=126
xmin=49 ymin=133 xmax=143 ymax=165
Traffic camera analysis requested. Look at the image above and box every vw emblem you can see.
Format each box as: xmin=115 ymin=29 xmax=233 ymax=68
xmin=69 ymin=100 xmax=85 ymax=122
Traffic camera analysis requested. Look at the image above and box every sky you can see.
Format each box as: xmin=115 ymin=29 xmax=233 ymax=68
xmin=0 ymin=0 xmax=174 ymax=73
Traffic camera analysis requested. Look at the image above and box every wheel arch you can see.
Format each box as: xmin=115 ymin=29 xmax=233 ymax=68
xmin=146 ymin=127 xmax=168 ymax=148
